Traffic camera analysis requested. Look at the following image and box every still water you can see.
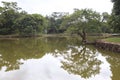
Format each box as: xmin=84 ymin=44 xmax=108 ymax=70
xmin=0 ymin=37 xmax=120 ymax=80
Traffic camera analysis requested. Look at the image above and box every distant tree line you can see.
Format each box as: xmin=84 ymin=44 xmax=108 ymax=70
xmin=0 ymin=1 xmax=47 ymax=36
xmin=0 ymin=1 xmax=119 ymax=38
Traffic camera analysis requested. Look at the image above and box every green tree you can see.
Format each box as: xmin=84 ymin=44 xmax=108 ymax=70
xmin=61 ymin=9 xmax=101 ymax=43
xmin=15 ymin=14 xmax=45 ymax=36
xmin=101 ymin=12 xmax=112 ymax=33
xmin=0 ymin=1 xmax=21 ymax=35
xmin=112 ymin=0 xmax=120 ymax=15
xmin=46 ymin=12 xmax=69 ymax=33
xmin=111 ymin=0 xmax=120 ymax=32
xmin=110 ymin=15 xmax=120 ymax=32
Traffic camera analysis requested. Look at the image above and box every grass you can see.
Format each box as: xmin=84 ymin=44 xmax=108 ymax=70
xmin=103 ymin=37 xmax=120 ymax=43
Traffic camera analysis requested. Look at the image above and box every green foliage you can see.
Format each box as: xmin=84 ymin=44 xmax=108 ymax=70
xmin=0 ymin=1 xmax=21 ymax=34
xmin=59 ymin=9 xmax=113 ymax=43
xmin=109 ymin=15 xmax=120 ymax=33
xmin=60 ymin=9 xmax=102 ymax=34
xmin=111 ymin=0 xmax=120 ymax=33
xmin=0 ymin=1 xmax=46 ymax=36
xmin=0 ymin=1 xmax=116 ymax=36
xmin=112 ymin=0 xmax=120 ymax=15
xmin=101 ymin=12 xmax=112 ymax=33
xmin=15 ymin=14 xmax=45 ymax=36
xmin=46 ymin=12 xmax=69 ymax=34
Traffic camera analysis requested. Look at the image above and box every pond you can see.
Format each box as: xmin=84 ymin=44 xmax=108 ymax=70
xmin=0 ymin=37 xmax=120 ymax=80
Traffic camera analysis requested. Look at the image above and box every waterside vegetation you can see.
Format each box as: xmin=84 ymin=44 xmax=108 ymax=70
xmin=0 ymin=1 xmax=120 ymax=46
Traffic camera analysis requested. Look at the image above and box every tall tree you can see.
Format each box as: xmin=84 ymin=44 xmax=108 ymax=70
xmin=112 ymin=0 xmax=120 ymax=15
xmin=101 ymin=12 xmax=112 ymax=33
xmin=47 ymin=12 xmax=69 ymax=33
xmin=60 ymin=9 xmax=101 ymax=43
xmin=15 ymin=14 xmax=45 ymax=36
xmin=111 ymin=0 xmax=120 ymax=32
xmin=0 ymin=1 xmax=21 ymax=34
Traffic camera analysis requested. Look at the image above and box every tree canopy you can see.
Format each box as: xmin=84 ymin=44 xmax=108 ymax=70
xmin=0 ymin=1 xmax=46 ymax=36
xmin=60 ymin=9 xmax=111 ymax=43
xmin=0 ymin=1 xmax=118 ymax=38
xmin=111 ymin=0 xmax=120 ymax=32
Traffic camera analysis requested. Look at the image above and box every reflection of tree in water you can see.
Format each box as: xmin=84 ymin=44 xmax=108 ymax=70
xmin=0 ymin=56 xmax=22 ymax=71
xmin=0 ymin=38 xmax=46 ymax=71
xmin=107 ymin=57 xmax=120 ymax=80
xmin=53 ymin=45 xmax=101 ymax=79
xmin=0 ymin=38 xmax=54 ymax=71
xmin=0 ymin=37 xmax=80 ymax=71
xmin=99 ymin=50 xmax=120 ymax=80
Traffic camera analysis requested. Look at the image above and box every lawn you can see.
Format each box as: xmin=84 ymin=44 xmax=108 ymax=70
xmin=104 ymin=37 xmax=120 ymax=43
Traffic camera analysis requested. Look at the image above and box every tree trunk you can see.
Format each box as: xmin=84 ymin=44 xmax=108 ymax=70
xmin=77 ymin=30 xmax=87 ymax=44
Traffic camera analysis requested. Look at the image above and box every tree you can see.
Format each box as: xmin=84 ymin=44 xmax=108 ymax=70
xmin=101 ymin=12 xmax=112 ymax=33
xmin=112 ymin=0 xmax=120 ymax=15
xmin=15 ymin=14 xmax=45 ymax=36
xmin=60 ymin=9 xmax=101 ymax=43
xmin=46 ymin=12 xmax=69 ymax=34
xmin=52 ymin=45 xmax=101 ymax=79
xmin=0 ymin=1 xmax=21 ymax=35
xmin=111 ymin=0 xmax=120 ymax=33
xmin=110 ymin=15 xmax=120 ymax=32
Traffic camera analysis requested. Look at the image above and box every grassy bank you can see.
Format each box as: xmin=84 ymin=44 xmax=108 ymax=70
xmin=96 ymin=37 xmax=120 ymax=53
xmin=103 ymin=37 xmax=120 ymax=44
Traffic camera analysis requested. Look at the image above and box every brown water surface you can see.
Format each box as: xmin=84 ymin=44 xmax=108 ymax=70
xmin=0 ymin=37 xmax=120 ymax=80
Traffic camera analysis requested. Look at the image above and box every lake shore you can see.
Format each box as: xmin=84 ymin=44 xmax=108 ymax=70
xmin=0 ymin=34 xmax=120 ymax=53
xmin=0 ymin=34 xmax=79 ymax=39
xmin=95 ymin=39 xmax=120 ymax=53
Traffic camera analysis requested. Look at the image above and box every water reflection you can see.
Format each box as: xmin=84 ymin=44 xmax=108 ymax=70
xmin=0 ymin=38 xmax=46 ymax=71
xmin=52 ymin=45 xmax=102 ymax=79
xmin=98 ymin=49 xmax=120 ymax=80
xmin=0 ymin=37 xmax=80 ymax=72
xmin=0 ymin=37 xmax=119 ymax=80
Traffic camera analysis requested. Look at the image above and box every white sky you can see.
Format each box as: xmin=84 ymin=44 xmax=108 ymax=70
xmin=0 ymin=0 xmax=113 ymax=16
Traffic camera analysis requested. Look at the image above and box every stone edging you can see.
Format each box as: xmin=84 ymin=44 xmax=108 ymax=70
xmin=95 ymin=40 xmax=120 ymax=53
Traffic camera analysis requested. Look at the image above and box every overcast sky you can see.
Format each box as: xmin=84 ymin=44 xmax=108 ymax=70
xmin=0 ymin=0 xmax=113 ymax=16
